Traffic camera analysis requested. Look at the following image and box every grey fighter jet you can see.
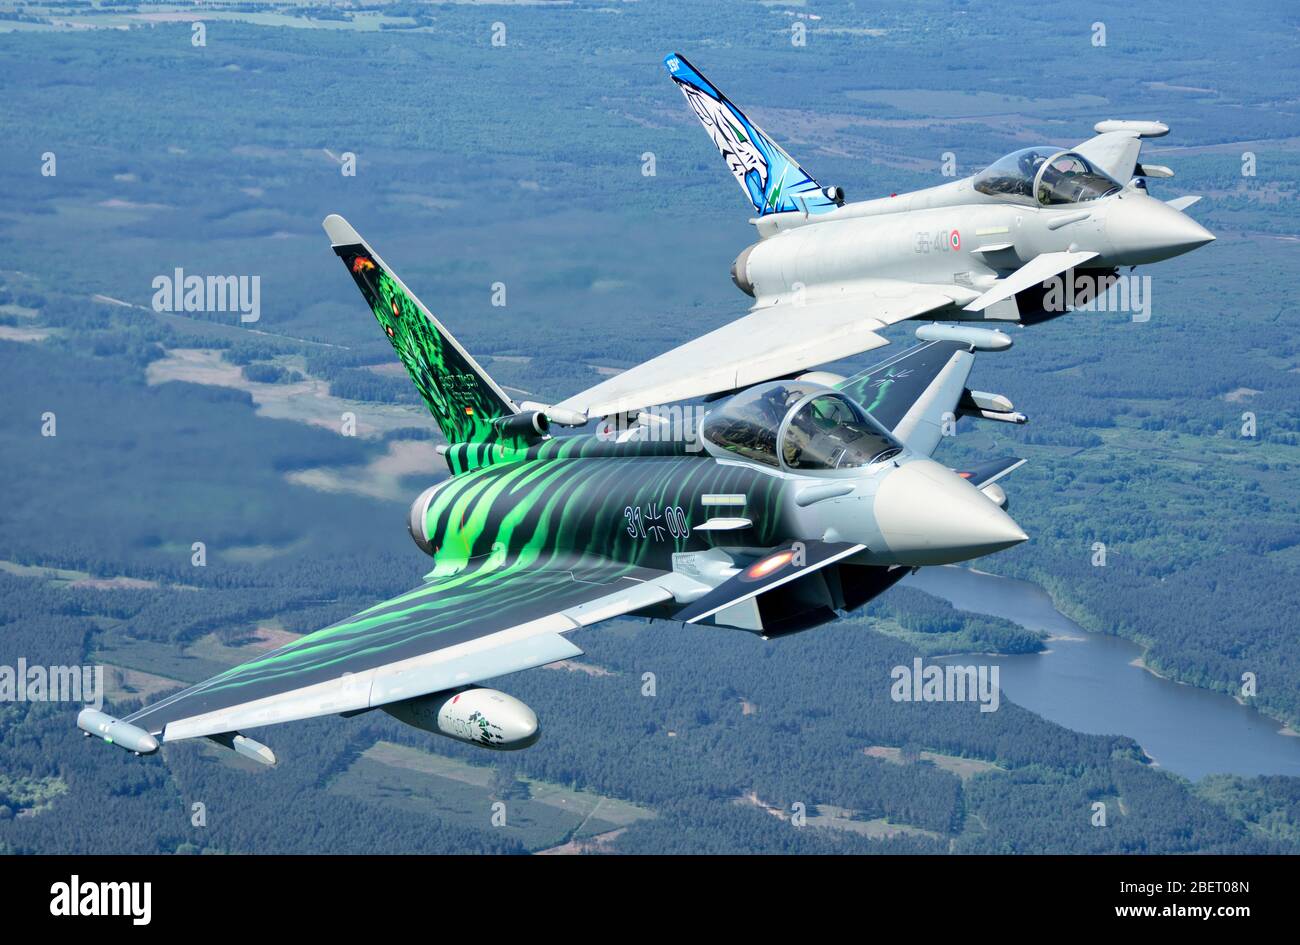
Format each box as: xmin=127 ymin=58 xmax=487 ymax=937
xmin=548 ymin=52 xmax=1213 ymax=421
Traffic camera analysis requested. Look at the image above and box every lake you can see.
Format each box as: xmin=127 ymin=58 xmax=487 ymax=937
xmin=903 ymin=565 xmax=1300 ymax=781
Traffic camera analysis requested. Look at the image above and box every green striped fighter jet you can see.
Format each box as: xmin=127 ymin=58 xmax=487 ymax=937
xmin=78 ymin=215 xmax=1030 ymax=764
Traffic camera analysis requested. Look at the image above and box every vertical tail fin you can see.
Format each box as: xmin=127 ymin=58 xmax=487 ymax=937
xmin=664 ymin=52 xmax=839 ymax=217
xmin=323 ymin=214 xmax=519 ymax=446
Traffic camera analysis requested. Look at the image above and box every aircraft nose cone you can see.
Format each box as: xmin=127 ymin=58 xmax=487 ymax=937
xmin=873 ymin=459 xmax=1028 ymax=566
xmin=1105 ymin=195 xmax=1215 ymax=264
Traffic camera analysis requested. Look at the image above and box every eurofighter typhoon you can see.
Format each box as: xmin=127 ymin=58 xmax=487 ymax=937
xmin=544 ymin=53 xmax=1215 ymax=420
xmin=79 ymin=215 xmax=1030 ymax=764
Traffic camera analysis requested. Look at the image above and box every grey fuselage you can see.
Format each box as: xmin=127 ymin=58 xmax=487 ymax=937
xmin=731 ymin=177 xmax=1213 ymax=317
xmin=416 ymin=413 xmax=1024 ymax=582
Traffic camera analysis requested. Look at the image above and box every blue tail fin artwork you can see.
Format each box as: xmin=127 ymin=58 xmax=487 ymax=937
xmin=664 ymin=51 xmax=841 ymax=218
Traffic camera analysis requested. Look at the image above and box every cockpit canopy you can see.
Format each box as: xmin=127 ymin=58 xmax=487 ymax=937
xmin=701 ymin=381 xmax=904 ymax=472
xmin=973 ymin=147 xmax=1122 ymax=206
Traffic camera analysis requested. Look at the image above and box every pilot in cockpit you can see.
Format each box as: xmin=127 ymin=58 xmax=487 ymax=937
xmin=780 ymin=393 xmax=901 ymax=470
xmin=973 ymin=147 xmax=1121 ymax=206
xmin=702 ymin=382 xmax=903 ymax=472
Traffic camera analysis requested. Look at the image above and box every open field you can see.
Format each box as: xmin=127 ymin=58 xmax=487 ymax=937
xmin=329 ymin=741 xmax=655 ymax=852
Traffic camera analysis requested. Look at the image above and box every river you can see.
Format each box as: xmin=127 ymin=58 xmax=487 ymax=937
xmin=902 ymin=566 xmax=1300 ymax=781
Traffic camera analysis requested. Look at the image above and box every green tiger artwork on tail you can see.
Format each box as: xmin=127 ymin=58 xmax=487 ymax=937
xmin=333 ymin=236 xmax=531 ymax=463
xmin=79 ymin=213 xmax=1030 ymax=767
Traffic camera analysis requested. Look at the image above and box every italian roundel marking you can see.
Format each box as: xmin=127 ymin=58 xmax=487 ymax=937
xmin=950 ymin=229 xmax=961 ymax=251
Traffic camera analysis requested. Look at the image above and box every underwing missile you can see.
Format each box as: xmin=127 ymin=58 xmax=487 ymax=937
xmin=208 ymin=731 xmax=277 ymax=766
xmin=77 ymin=709 xmax=158 ymax=755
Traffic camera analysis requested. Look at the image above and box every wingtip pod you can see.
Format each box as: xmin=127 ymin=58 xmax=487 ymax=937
xmin=77 ymin=708 xmax=159 ymax=755
xmin=915 ymin=323 xmax=1013 ymax=351
xmin=1094 ymin=119 xmax=1169 ymax=138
